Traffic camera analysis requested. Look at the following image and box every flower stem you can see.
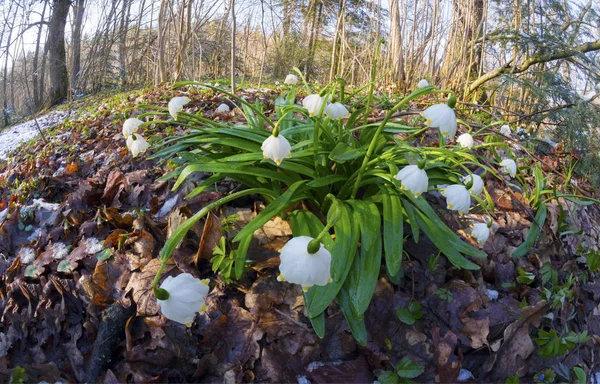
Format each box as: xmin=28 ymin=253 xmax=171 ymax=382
xmin=351 ymin=86 xmax=435 ymax=199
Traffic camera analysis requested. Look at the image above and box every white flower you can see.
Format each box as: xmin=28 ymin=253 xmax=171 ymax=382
xmin=122 ymin=118 xmax=143 ymax=138
xmin=500 ymin=159 xmax=517 ymax=177
xmin=324 ymin=102 xmax=349 ymax=120
xmin=126 ymin=134 xmax=149 ymax=157
xmin=277 ymin=236 xmax=331 ymax=291
xmin=500 ymin=124 xmax=511 ymax=136
xmin=168 ymin=96 xmax=190 ymax=120
xmin=471 ymin=223 xmax=490 ymax=246
xmin=302 ymin=94 xmax=327 ymax=116
xmin=461 ymin=174 xmax=484 ymax=195
xmin=422 ymin=104 xmax=457 ymax=139
xmin=275 ymin=81 xmax=280 ymax=86
xmin=261 ymin=134 xmax=291 ymax=165
xmin=441 ymin=184 xmax=471 ymax=214
xmin=417 ymin=79 xmax=430 ymax=89
xmin=216 ymin=103 xmax=230 ymax=113
xmin=395 ymin=165 xmax=428 ymax=197
xmin=457 ymin=133 xmax=474 ymax=148
xmin=284 ymin=74 xmax=299 ymax=85
xmin=157 ymin=273 xmax=210 ymax=326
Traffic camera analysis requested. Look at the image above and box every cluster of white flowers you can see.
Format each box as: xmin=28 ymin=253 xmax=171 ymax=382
xmin=284 ymin=74 xmax=299 ymax=85
xmin=157 ymin=273 xmax=210 ymax=326
xmin=302 ymin=94 xmax=349 ymax=119
xmin=123 ymin=117 xmax=149 ymax=157
xmin=500 ymin=124 xmax=511 ymax=136
xmin=216 ymin=103 xmax=230 ymax=114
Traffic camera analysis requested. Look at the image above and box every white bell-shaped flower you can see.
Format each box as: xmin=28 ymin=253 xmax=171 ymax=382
xmin=324 ymin=102 xmax=349 ymax=120
xmin=500 ymin=124 xmax=511 ymax=136
xmin=471 ymin=223 xmax=490 ymax=246
xmin=277 ymin=236 xmax=332 ymax=291
xmin=500 ymin=159 xmax=517 ymax=177
xmin=126 ymin=134 xmax=150 ymax=157
xmin=302 ymin=94 xmax=327 ymax=116
xmin=261 ymin=134 xmax=291 ymax=165
xmin=461 ymin=174 xmax=484 ymax=195
xmin=216 ymin=103 xmax=230 ymax=113
xmin=441 ymin=184 xmax=471 ymax=214
xmin=157 ymin=273 xmax=210 ymax=326
xmin=457 ymin=133 xmax=474 ymax=148
xmin=284 ymin=74 xmax=299 ymax=85
xmin=275 ymin=81 xmax=281 ymax=86
xmin=417 ymin=79 xmax=430 ymax=89
xmin=422 ymin=104 xmax=457 ymax=139
xmin=168 ymin=96 xmax=190 ymax=120
xmin=122 ymin=118 xmax=143 ymax=138
xmin=395 ymin=165 xmax=429 ymax=197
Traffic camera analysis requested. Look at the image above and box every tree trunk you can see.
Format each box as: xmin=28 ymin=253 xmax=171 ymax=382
xmin=71 ymin=0 xmax=85 ymax=91
xmin=48 ymin=0 xmax=71 ymax=106
xmin=230 ymin=0 xmax=236 ymax=94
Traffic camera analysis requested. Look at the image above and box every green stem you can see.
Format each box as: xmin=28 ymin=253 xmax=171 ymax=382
xmin=153 ymin=188 xmax=276 ymax=294
xmin=363 ymin=39 xmax=385 ymax=125
xmin=350 ymin=86 xmax=435 ymax=199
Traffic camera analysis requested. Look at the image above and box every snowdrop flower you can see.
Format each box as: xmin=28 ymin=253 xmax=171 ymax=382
xmin=441 ymin=185 xmax=471 ymax=214
xmin=284 ymin=74 xmax=299 ymax=85
xmin=456 ymin=133 xmax=474 ymax=148
xmin=461 ymin=174 xmax=484 ymax=195
xmin=126 ymin=134 xmax=149 ymax=157
xmin=122 ymin=118 xmax=143 ymax=138
xmin=261 ymin=134 xmax=291 ymax=165
xmin=500 ymin=159 xmax=517 ymax=177
xmin=499 ymin=124 xmax=511 ymax=136
xmin=395 ymin=165 xmax=428 ymax=197
xmin=275 ymin=81 xmax=280 ymax=86
xmin=168 ymin=96 xmax=190 ymax=120
xmin=422 ymin=104 xmax=457 ymax=139
xmin=157 ymin=273 xmax=210 ymax=326
xmin=277 ymin=236 xmax=331 ymax=291
xmin=216 ymin=103 xmax=230 ymax=114
xmin=471 ymin=223 xmax=490 ymax=246
xmin=324 ymin=102 xmax=349 ymax=120
xmin=303 ymin=94 xmax=327 ymax=116
xmin=417 ymin=79 xmax=430 ymax=89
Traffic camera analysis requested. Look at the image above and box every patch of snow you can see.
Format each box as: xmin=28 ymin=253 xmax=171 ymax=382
xmin=307 ymin=360 xmax=342 ymax=373
xmin=0 ymin=208 xmax=7 ymax=222
xmin=27 ymin=228 xmax=42 ymax=242
xmin=53 ymin=167 xmax=66 ymax=177
xmin=591 ymin=372 xmax=600 ymax=384
xmin=85 ymin=237 xmax=104 ymax=254
xmin=18 ymin=247 xmax=36 ymax=264
xmin=542 ymin=138 xmax=558 ymax=148
xmin=155 ymin=195 xmax=178 ymax=218
xmin=32 ymin=198 xmax=60 ymax=211
xmin=0 ymin=111 xmax=68 ymax=159
xmin=457 ymin=368 xmax=474 ymax=381
xmin=296 ymin=376 xmax=311 ymax=384
xmin=52 ymin=242 xmax=70 ymax=260
xmin=486 ymin=289 xmax=499 ymax=301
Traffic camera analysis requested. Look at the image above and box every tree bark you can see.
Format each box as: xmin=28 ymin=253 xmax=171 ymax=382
xmin=71 ymin=0 xmax=85 ymax=91
xmin=47 ymin=0 xmax=71 ymax=106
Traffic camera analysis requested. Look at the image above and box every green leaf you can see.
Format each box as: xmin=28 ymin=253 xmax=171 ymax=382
xmin=346 ymin=200 xmax=382 ymax=316
xmin=24 ymin=265 xmax=38 ymax=278
xmin=396 ymin=308 xmax=416 ymax=325
xmin=234 ymin=180 xmax=307 ymax=242
xmin=512 ymin=204 xmax=547 ymax=258
xmin=377 ymin=371 xmax=400 ymax=384
xmin=173 ymin=163 xmax=297 ymax=190
xmin=233 ymin=233 xmax=253 ymax=279
xmin=337 ymin=283 xmax=367 ymax=346
xmin=396 ymin=356 xmax=425 ymax=379
xmin=306 ymin=174 xmax=347 ymax=188
xmin=10 ymin=366 xmax=27 ymax=384
xmin=329 ymin=142 xmax=366 ymax=162
xmin=57 ymin=260 xmax=72 ymax=273
xmin=505 ymin=374 xmax=520 ymax=384
xmin=309 ymin=311 xmax=325 ymax=339
xmin=382 ymin=187 xmax=404 ymax=277
xmin=95 ymin=248 xmax=113 ymax=261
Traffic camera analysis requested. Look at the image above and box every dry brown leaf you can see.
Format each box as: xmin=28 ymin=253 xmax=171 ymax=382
xmin=195 ymin=211 xmax=222 ymax=263
xmin=458 ymin=301 xmax=490 ymax=349
xmin=125 ymin=258 xmax=175 ymax=317
xmin=484 ymin=300 xmax=549 ymax=381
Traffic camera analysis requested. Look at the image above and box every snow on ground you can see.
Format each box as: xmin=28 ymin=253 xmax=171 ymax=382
xmin=0 ymin=111 xmax=69 ymax=159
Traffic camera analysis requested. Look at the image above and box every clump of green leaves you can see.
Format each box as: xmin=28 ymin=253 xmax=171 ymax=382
xmin=377 ymin=357 xmax=425 ymax=384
